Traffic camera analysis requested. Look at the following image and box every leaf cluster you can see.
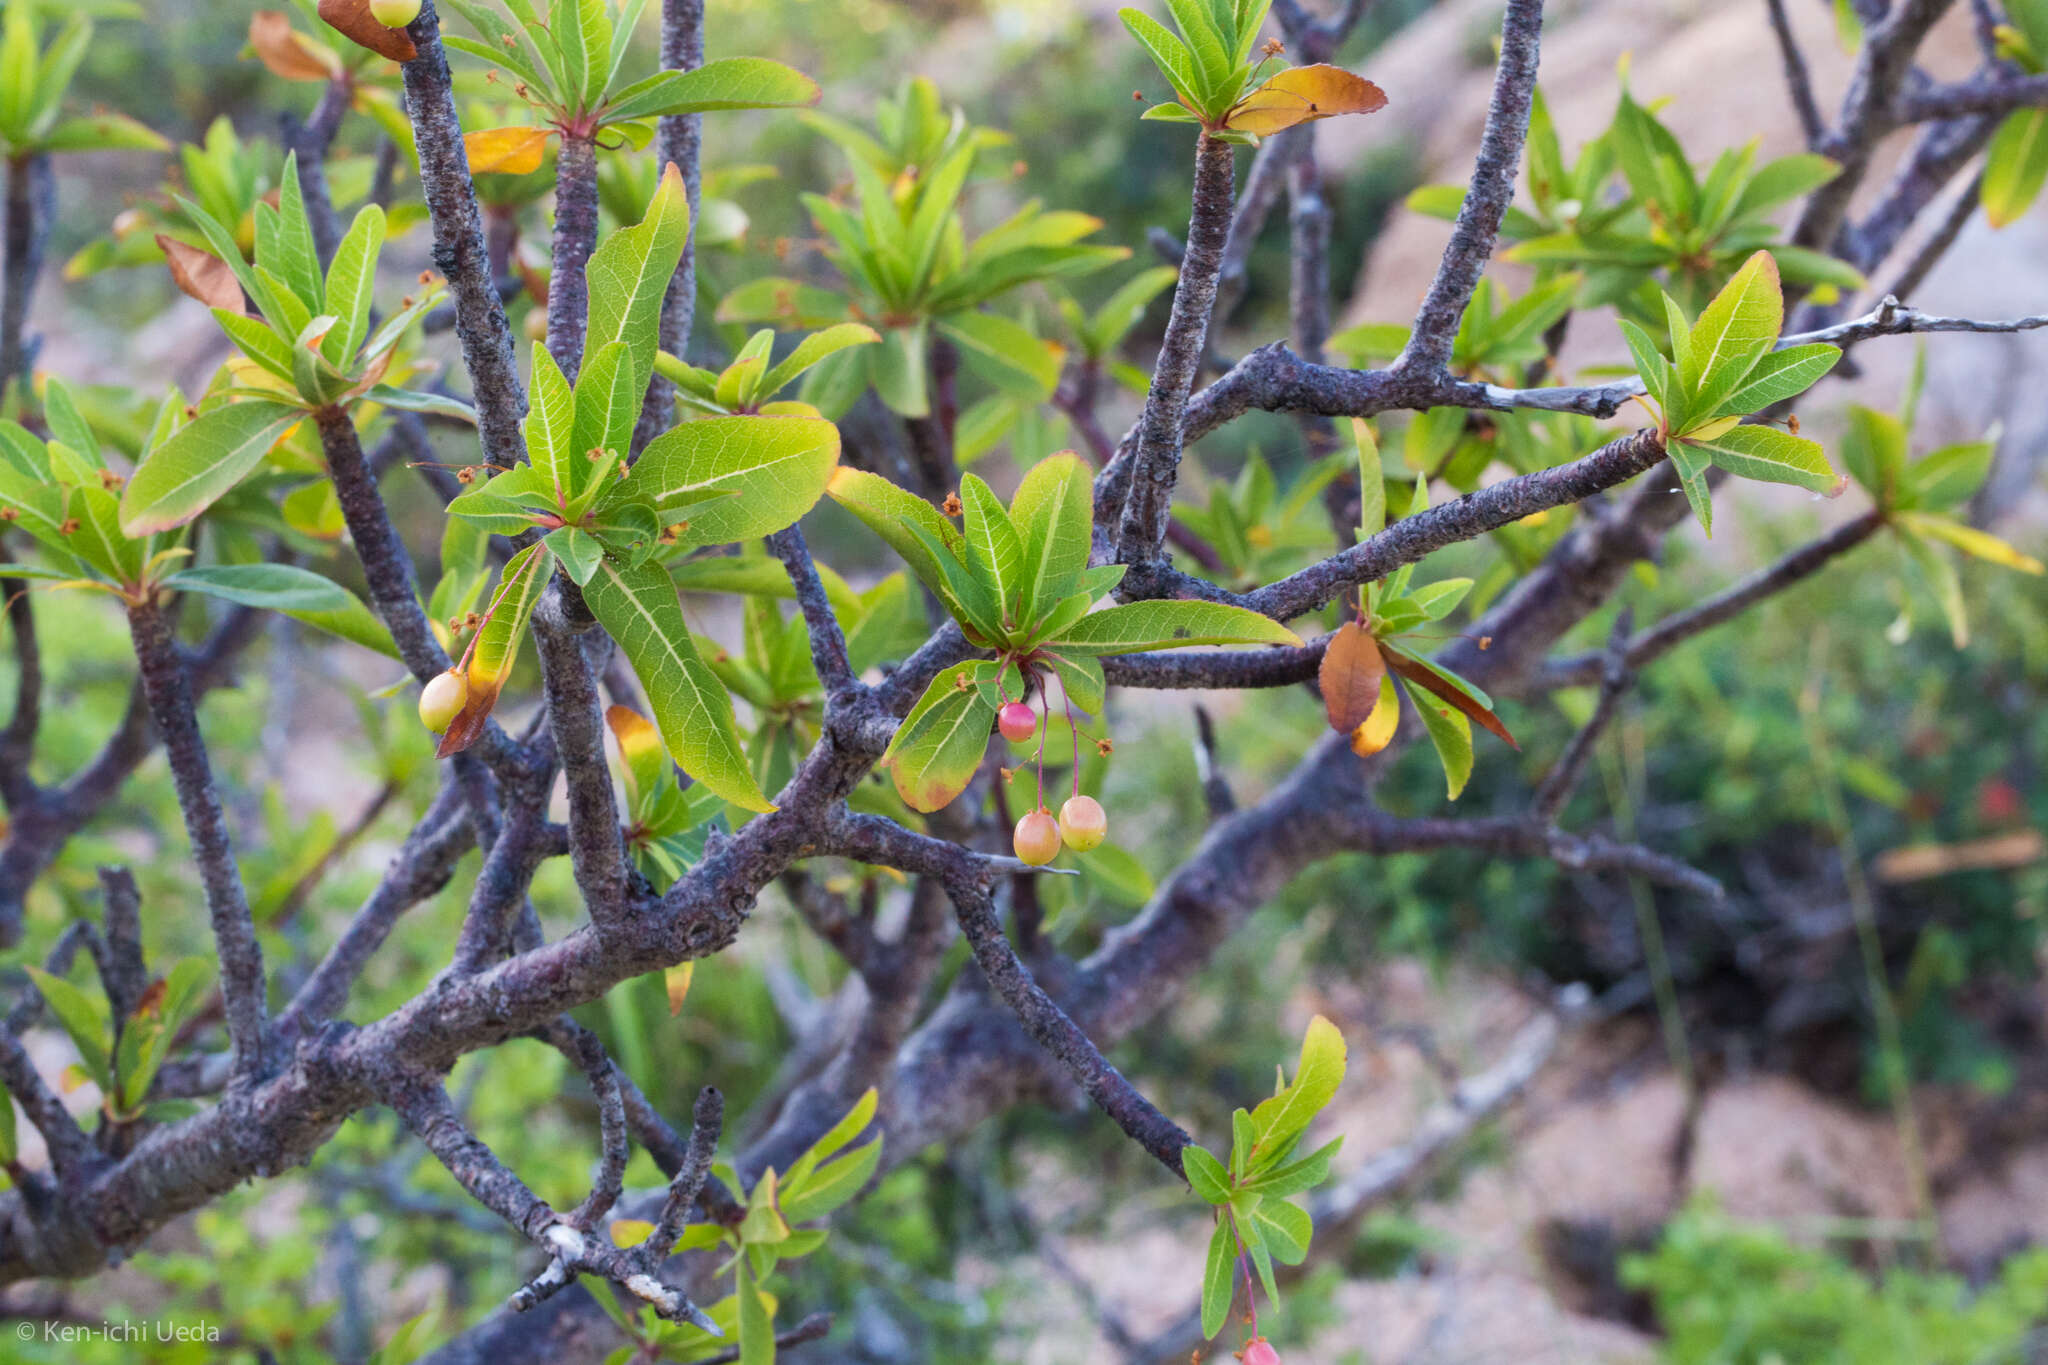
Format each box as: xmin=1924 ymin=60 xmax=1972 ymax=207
xmin=829 ymin=453 xmax=1299 ymax=812
xmin=1183 ymin=1016 xmax=1347 ymax=1341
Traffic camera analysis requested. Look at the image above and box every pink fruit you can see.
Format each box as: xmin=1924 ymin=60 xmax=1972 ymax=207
xmin=1242 ymin=1339 xmax=1281 ymax=1365
xmin=1058 ymin=795 xmax=1106 ymax=851
xmin=998 ymin=701 xmax=1037 ymax=743
xmin=1013 ymin=810 xmax=1061 ymax=865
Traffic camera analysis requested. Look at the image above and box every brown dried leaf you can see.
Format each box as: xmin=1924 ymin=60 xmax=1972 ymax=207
xmin=1319 ymin=620 xmax=1385 ymax=734
xmin=250 ymin=11 xmax=342 ymax=82
xmin=317 ymin=0 xmax=418 ymax=64
xmin=1382 ymin=648 xmax=1519 ymax=750
xmin=156 ymin=235 xmax=245 ymax=314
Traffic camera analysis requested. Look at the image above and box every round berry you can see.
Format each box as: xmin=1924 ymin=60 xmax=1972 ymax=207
xmin=1242 ymin=1339 xmax=1282 ymax=1365
xmin=1013 ymin=810 xmax=1061 ymax=865
xmin=418 ymin=669 xmax=468 ymax=735
xmin=1058 ymin=795 xmax=1107 ymax=852
xmin=997 ymin=701 xmax=1037 ymax=744
xmin=369 ymin=0 xmax=423 ymax=26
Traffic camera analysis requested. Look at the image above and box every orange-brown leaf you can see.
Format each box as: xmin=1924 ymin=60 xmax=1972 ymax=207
xmin=1382 ymin=648 xmax=1519 ymax=750
xmin=156 ymin=235 xmax=245 ymax=314
xmin=317 ymin=0 xmax=418 ymax=64
xmin=434 ymin=677 xmax=502 ymax=758
xmin=1226 ymin=64 xmax=1388 ymax=137
xmin=464 ymin=125 xmax=553 ymax=177
xmin=1319 ymin=620 xmax=1385 ymax=734
xmin=132 ymin=978 xmax=167 ymax=1021
xmin=250 ymin=11 xmax=342 ymax=82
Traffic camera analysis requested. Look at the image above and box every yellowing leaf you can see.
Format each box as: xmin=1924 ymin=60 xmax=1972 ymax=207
xmin=610 ymin=1219 xmax=656 ymax=1248
xmin=463 ymin=125 xmax=553 ymax=177
xmin=1350 ymin=673 xmax=1400 ymax=756
xmin=1227 ymin=64 xmax=1388 ymax=137
xmin=665 ymin=962 xmax=695 ymax=1016
xmin=1899 ymin=512 xmax=2045 ymax=574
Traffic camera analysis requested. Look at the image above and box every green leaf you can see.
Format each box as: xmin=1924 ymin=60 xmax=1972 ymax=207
xmin=0 ymin=1073 xmax=14 ymax=1165
xmin=584 ymin=558 xmax=773 ymax=812
xmin=1618 ymin=318 xmax=1671 ymax=413
xmin=1669 ymin=440 xmax=1715 ymax=537
xmin=1044 ymin=651 xmax=1105 ymax=716
xmin=114 ymin=957 xmax=211 ymax=1112
xmin=118 ymin=400 xmax=304 ymax=536
xmin=1009 ymin=451 xmax=1091 ymax=626
xmin=365 ymin=387 xmax=478 ymax=424
xmin=825 ymin=466 xmax=964 ymax=601
xmin=322 ymin=204 xmax=385 ymax=365
xmin=1404 ymin=675 xmax=1474 ymax=799
xmin=572 ymin=339 xmax=639 ymax=487
xmin=1684 ymin=423 xmax=1837 ymax=492
xmin=583 ymin=161 xmax=691 ymax=401
xmin=619 ymin=415 xmax=840 ymax=549
xmin=1904 ymin=439 xmax=1995 ymax=511
xmin=1896 ymin=523 xmax=1969 ymax=647
xmin=525 ymin=343 xmax=579 ymax=499
xmin=1245 ymin=1015 xmax=1347 ymax=1159
xmin=1250 ymin=1200 xmax=1311 ymax=1265
xmin=779 ymin=1137 xmax=881 ymax=1224
xmin=1120 ymin=7 xmax=1200 ymax=107
xmin=870 ymin=322 xmax=930 ymax=416
xmin=756 ymin=323 xmax=880 ymax=399
xmin=25 ymin=966 xmax=110 ymax=1090
xmin=717 ymin=275 xmax=849 ymax=330
xmin=1681 ymin=249 xmax=1782 ymax=403
xmin=1183 ymin=1144 xmax=1232 ymax=1204
xmin=938 ymin=311 xmax=1063 ymax=401
xmin=546 ymin=526 xmax=605 ymax=585
xmin=64 ymin=485 xmax=140 ymax=586
xmin=264 ymin=154 xmax=324 ymax=314
xmin=1239 ymin=1137 xmax=1341 ymax=1198
xmin=1731 ymin=154 xmax=1840 ymax=221
xmin=1984 ymin=108 xmax=2048 ymax=228
xmin=1709 ymin=343 xmax=1840 ymax=419
xmin=881 ymin=662 xmax=999 ymax=812
xmin=165 ymin=563 xmax=358 ymax=612
xmin=1040 ymin=601 xmax=1301 ymax=655
xmin=736 ymin=1260 xmax=773 ymax=1365
xmin=601 ymin=56 xmax=820 ymax=124
xmin=1200 ymin=1218 xmax=1236 ymax=1340
xmin=958 ymin=473 xmax=1024 ymax=628
xmin=1838 ymin=404 xmax=1907 ymax=504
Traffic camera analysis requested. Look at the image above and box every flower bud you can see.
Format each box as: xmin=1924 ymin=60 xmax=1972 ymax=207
xmin=370 ymin=0 xmax=423 ymax=27
xmin=1242 ymin=1339 xmax=1281 ymax=1365
xmin=418 ymin=669 xmax=468 ymax=734
xmin=1013 ymin=810 xmax=1061 ymax=866
xmin=1058 ymin=795 xmax=1107 ymax=852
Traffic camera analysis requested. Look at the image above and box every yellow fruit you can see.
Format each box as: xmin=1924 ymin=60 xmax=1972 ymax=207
xmin=418 ymin=669 xmax=468 ymax=734
xmin=1012 ymin=810 xmax=1061 ymax=865
xmin=1058 ymin=795 xmax=1106 ymax=851
xmin=370 ymin=0 xmax=422 ymax=27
